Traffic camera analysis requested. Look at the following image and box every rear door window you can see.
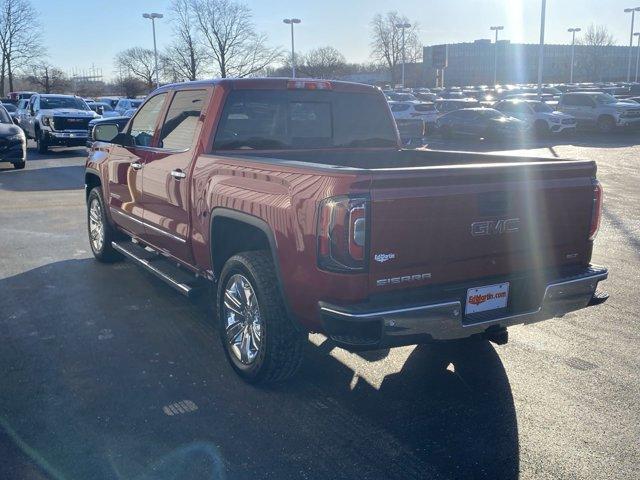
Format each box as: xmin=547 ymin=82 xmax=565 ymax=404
xmin=159 ymin=89 xmax=208 ymax=150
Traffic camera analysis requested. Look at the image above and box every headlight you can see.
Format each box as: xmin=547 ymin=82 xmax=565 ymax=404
xmin=7 ymin=133 xmax=24 ymax=142
xmin=41 ymin=116 xmax=53 ymax=126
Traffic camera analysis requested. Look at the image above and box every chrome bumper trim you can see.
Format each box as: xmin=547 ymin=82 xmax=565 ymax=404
xmin=320 ymin=266 xmax=608 ymax=342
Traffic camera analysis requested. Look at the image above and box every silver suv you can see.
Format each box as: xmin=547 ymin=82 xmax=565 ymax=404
xmin=557 ymin=92 xmax=640 ymax=132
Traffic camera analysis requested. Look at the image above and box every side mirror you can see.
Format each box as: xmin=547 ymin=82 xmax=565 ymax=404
xmin=93 ymin=123 xmax=120 ymax=143
xmin=12 ymin=117 xmax=19 ymax=125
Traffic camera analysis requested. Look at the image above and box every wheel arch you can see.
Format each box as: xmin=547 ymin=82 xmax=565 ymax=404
xmin=209 ymin=208 xmax=295 ymax=323
xmin=85 ymin=169 xmax=101 ymax=202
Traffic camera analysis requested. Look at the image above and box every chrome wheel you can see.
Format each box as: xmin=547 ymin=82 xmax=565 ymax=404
xmin=223 ymin=274 xmax=262 ymax=365
xmin=88 ymin=198 xmax=105 ymax=253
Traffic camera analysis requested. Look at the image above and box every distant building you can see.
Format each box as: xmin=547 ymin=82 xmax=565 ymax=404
xmin=423 ymin=39 xmax=632 ymax=87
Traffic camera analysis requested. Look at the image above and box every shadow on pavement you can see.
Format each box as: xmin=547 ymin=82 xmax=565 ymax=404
xmin=0 ymin=165 xmax=84 ymax=191
xmin=0 ymin=258 xmax=519 ymax=480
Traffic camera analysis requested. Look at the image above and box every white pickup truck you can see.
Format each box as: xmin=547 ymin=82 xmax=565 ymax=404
xmin=557 ymin=92 xmax=640 ymax=132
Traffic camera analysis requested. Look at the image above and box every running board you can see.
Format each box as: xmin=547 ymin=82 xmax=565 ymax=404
xmin=112 ymin=241 xmax=204 ymax=297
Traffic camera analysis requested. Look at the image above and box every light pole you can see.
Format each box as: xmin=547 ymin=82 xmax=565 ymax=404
xmin=490 ymin=26 xmax=504 ymax=86
xmin=635 ymin=32 xmax=640 ymax=82
xmin=567 ymin=27 xmax=581 ymax=83
xmin=537 ymin=0 xmax=546 ymax=97
xmin=624 ymin=8 xmax=640 ymax=82
xmin=142 ymin=13 xmax=163 ymax=89
xmin=283 ymin=18 xmax=301 ymax=78
xmin=395 ymin=22 xmax=411 ymax=87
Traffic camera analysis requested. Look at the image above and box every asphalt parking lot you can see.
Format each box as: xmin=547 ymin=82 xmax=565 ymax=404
xmin=1 ymin=135 xmax=638 ymax=480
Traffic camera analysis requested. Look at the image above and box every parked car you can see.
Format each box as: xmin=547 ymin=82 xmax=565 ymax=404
xmin=384 ymin=92 xmax=418 ymax=102
xmin=97 ymin=97 xmax=121 ymax=109
xmin=85 ymin=78 xmax=608 ymax=384
xmin=494 ymin=99 xmax=576 ymax=135
xmin=434 ymin=98 xmax=480 ymax=115
xmin=437 ymin=107 xmax=528 ymax=139
xmin=22 ymin=94 xmax=99 ymax=153
xmin=86 ymin=101 xmax=119 ymax=118
xmin=7 ymin=91 xmax=36 ymax=102
xmin=2 ymin=102 xmax=18 ymax=122
xmin=86 ymin=115 xmax=131 ymax=148
xmin=13 ymin=99 xmax=29 ymax=128
xmin=0 ymin=104 xmax=26 ymax=169
xmin=389 ymin=101 xmax=439 ymax=133
xmin=113 ymin=98 xmax=144 ymax=115
xmin=413 ymin=91 xmax=437 ymax=102
xmin=557 ymin=92 xmax=640 ymax=132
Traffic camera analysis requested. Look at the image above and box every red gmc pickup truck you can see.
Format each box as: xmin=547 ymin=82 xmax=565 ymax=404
xmin=85 ymin=78 xmax=608 ymax=383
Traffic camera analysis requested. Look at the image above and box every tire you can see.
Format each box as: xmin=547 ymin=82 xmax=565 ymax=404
xmin=13 ymin=161 xmax=25 ymax=170
xmin=217 ymin=251 xmax=305 ymax=384
xmin=87 ymin=186 xmax=124 ymax=263
xmin=36 ymin=128 xmax=48 ymax=154
xmin=534 ymin=120 xmax=550 ymax=137
xmin=597 ymin=115 xmax=616 ymax=133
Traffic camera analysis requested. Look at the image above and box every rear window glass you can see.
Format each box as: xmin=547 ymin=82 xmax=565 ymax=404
xmin=213 ymin=89 xmax=397 ymax=150
xmin=390 ymin=103 xmax=411 ymax=112
xmin=414 ymin=104 xmax=435 ymax=112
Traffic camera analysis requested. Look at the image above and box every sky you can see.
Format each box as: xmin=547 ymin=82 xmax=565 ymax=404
xmin=33 ymin=0 xmax=639 ymax=80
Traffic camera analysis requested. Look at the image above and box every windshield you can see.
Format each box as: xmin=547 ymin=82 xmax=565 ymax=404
xmin=40 ymin=96 xmax=89 ymax=110
xmin=533 ymin=102 xmax=553 ymax=113
xmin=2 ymin=103 xmax=16 ymax=112
xmin=214 ymin=89 xmax=397 ymax=150
xmin=131 ymin=100 xmax=143 ymax=108
xmin=593 ymin=93 xmax=617 ymax=104
xmin=0 ymin=106 xmax=11 ymax=123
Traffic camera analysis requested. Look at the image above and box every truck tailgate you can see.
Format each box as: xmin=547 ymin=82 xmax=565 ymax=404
xmin=368 ymin=159 xmax=596 ymax=292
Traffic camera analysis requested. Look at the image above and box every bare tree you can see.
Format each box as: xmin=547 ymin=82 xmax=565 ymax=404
xmin=576 ymin=24 xmax=616 ymax=81
xmin=114 ymin=47 xmax=159 ymax=90
xmin=164 ymin=0 xmax=207 ymax=81
xmin=191 ymin=0 xmax=281 ymax=78
xmin=115 ymin=75 xmax=146 ymax=98
xmin=298 ymin=47 xmax=347 ymax=79
xmin=369 ymin=11 xmax=421 ymax=85
xmin=0 ymin=0 xmax=44 ymax=94
xmin=26 ymin=62 xmax=68 ymax=93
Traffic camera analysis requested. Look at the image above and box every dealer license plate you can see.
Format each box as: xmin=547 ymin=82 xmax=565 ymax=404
xmin=465 ymin=282 xmax=509 ymax=315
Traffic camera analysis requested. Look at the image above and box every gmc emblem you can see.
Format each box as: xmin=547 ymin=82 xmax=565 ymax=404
xmin=471 ymin=218 xmax=520 ymax=236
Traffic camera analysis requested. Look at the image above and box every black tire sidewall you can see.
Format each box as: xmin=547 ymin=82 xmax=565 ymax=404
xmin=597 ymin=116 xmax=615 ymax=133
xmin=87 ymin=187 xmax=122 ymax=262
xmin=217 ymin=256 xmax=270 ymax=381
xmin=37 ymin=129 xmax=48 ymax=153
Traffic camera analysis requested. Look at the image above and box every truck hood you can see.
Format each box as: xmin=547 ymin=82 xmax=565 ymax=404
xmin=40 ymin=108 xmax=97 ymax=118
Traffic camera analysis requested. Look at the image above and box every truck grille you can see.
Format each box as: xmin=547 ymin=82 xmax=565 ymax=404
xmin=53 ymin=116 xmax=91 ymax=131
xmin=561 ymin=118 xmax=576 ymax=125
xmin=621 ymin=109 xmax=640 ymax=118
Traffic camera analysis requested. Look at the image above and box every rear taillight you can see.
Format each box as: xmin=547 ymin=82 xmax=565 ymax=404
xmin=588 ymin=180 xmax=603 ymax=241
xmin=317 ymin=196 xmax=369 ymax=272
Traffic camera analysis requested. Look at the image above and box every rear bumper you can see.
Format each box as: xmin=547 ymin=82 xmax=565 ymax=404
xmin=319 ymin=265 xmax=608 ymax=349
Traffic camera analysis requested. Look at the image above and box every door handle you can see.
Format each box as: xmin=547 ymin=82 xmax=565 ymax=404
xmin=171 ymin=169 xmax=186 ymax=179
xmin=130 ymin=161 xmax=143 ymax=170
